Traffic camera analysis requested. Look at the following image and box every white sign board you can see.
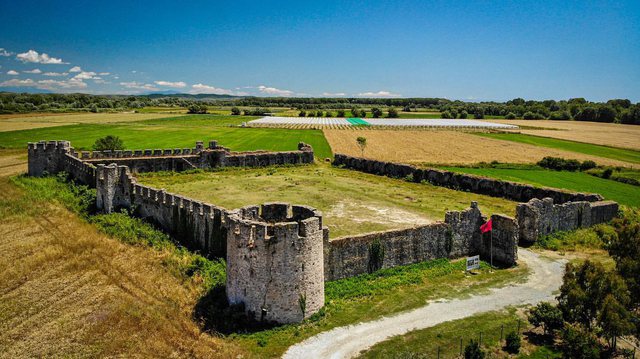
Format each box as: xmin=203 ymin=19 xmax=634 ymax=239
xmin=466 ymin=255 xmax=480 ymax=271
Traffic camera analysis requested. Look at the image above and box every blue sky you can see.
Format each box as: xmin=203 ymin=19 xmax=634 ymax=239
xmin=1 ymin=0 xmax=639 ymax=101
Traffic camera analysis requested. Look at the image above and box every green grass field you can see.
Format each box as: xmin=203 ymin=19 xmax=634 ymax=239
xmin=0 ymin=114 xmax=333 ymax=159
xmin=440 ymin=166 xmax=640 ymax=207
xmin=138 ymin=163 xmax=517 ymax=237
xmin=477 ymin=132 xmax=640 ymax=165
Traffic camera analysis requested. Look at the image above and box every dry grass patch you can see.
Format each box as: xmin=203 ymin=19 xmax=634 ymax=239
xmin=489 ymin=119 xmax=640 ymax=150
xmin=0 ymin=112 xmax=185 ymax=132
xmin=323 ymin=128 xmax=633 ymax=167
xmin=0 ymin=151 xmax=242 ymax=358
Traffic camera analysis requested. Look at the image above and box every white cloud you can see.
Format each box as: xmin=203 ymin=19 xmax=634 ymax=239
xmin=0 ymin=78 xmax=36 ymax=87
xmin=36 ymin=78 xmax=87 ymax=90
xmin=322 ymin=92 xmax=346 ymax=97
xmin=23 ymin=68 xmax=42 ymax=74
xmin=16 ymin=49 xmax=67 ymax=64
xmin=0 ymin=48 xmax=12 ymax=57
xmin=356 ymin=90 xmax=401 ymax=98
xmin=257 ymin=85 xmax=294 ymax=96
xmin=69 ymin=66 xmax=82 ymax=72
xmin=190 ymin=83 xmax=237 ymax=95
xmin=73 ymin=71 xmax=97 ymax=80
xmin=7 ymin=70 xmax=19 ymax=75
xmin=98 ymin=72 xmax=110 ymax=76
xmin=43 ymin=72 xmax=68 ymax=77
xmin=154 ymin=80 xmax=187 ymax=88
xmin=120 ymin=81 xmax=158 ymax=91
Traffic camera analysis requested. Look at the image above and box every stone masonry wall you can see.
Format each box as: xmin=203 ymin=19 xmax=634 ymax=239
xmin=83 ymin=140 xmax=314 ymax=173
xmin=517 ymin=198 xmax=619 ymax=245
xmin=323 ymin=202 xmax=519 ymax=281
xmin=333 ymin=154 xmax=603 ymax=203
xmin=225 ymin=203 xmax=325 ymax=324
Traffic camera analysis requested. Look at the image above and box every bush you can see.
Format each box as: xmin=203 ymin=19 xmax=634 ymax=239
xmin=560 ymin=324 xmax=601 ymax=359
xmin=473 ymin=111 xmax=484 ymax=119
xmin=504 ymin=331 xmax=521 ymax=353
xmin=93 ymin=135 xmax=124 ymax=151
xmin=230 ymin=107 xmax=241 ymax=115
xmin=580 ymin=160 xmax=597 ymax=171
xmin=459 ymin=110 xmax=468 ymax=119
xmin=441 ymin=110 xmax=453 ymax=119
xmin=187 ymin=103 xmax=208 ymax=114
xmin=549 ymin=110 xmax=571 ymax=120
xmin=387 ymin=107 xmax=399 ymax=118
xmin=371 ymin=107 xmax=383 ymax=118
xmin=337 ymin=110 xmax=346 ymax=117
xmin=523 ymin=111 xmax=543 ymax=120
xmin=464 ymin=340 xmax=485 ymax=359
xmin=602 ymin=168 xmax=613 ymax=179
xmin=528 ymin=302 xmax=564 ymax=336
xmin=505 ymin=112 xmax=516 ymax=119
xmin=537 ymin=157 xmax=581 ymax=171
xmin=298 ymin=110 xmax=306 ymax=117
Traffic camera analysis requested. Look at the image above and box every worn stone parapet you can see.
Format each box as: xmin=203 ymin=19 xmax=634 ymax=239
xmin=333 ymin=154 xmax=603 ymax=203
xmin=517 ymin=198 xmax=618 ymax=245
xmin=225 ymin=203 xmax=325 ymax=324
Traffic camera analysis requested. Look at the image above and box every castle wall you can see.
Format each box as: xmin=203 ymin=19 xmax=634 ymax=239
xmin=517 ymin=198 xmax=619 ymax=245
xmin=333 ymin=154 xmax=603 ymax=203
xmin=225 ymin=203 xmax=325 ymax=324
xmin=479 ymin=214 xmax=519 ymax=267
xmin=323 ymin=202 xmax=519 ymax=281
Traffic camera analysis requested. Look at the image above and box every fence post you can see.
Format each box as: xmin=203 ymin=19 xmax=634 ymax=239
xmin=500 ymin=324 xmax=504 ymax=342
xmin=460 ymin=337 xmax=463 ymax=356
xmin=437 ymin=346 xmax=440 ymax=359
xmin=517 ymin=319 xmax=521 ymax=334
xmin=479 ymin=332 xmax=483 ymax=346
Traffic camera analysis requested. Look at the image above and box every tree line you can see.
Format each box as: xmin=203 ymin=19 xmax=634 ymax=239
xmin=1 ymin=92 xmax=638 ymax=125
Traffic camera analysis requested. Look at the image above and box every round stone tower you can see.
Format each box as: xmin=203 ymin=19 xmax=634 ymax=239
xmin=225 ymin=202 xmax=325 ymax=324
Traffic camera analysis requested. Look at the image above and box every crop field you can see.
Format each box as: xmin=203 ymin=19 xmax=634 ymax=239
xmin=323 ymin=129 xmax=635 ymax=167
xmin=489 ymin=119 xmax=640 ymax=151
xmin=0 ymin=115 xmax=333 ymax=159
xmin=0 ymin=112 xmax=185 ymax=132
xmin=478 ymin=132 xmax=640 ymax=166
xmin=250 ymin=117 xmax=517 ymax=129
xmin=137 ymin=163 xmax=516 ymax=238
xmin=440 ymin=166 xmax=640 ymax=207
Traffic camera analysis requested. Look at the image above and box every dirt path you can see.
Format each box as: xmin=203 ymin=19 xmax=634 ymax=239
xmin=282 ymin=249 xmax=565 ymax=359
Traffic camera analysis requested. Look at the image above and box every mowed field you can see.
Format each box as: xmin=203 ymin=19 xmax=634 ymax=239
xmin=138 ymin=163 xmax=516 ymax=238
xmin=0 ymin=112 xmax=185 ymax=132
xmin=0 ymin=114 xmax=333 ymax=159
xmin=0 ymin=151 xmax=242 ymax=358
xmin=489 ymin=119 xmax=640 ymax=151
xmin=323 ymin=129 xmax=638 ymax=167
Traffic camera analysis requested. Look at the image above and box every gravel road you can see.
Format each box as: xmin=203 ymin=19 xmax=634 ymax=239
xmin=282 ymin=249 xmax=565 ymax=359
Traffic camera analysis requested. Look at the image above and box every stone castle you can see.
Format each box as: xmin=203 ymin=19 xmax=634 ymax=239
xmin=27 ymin=140 xmax=619 ymax=324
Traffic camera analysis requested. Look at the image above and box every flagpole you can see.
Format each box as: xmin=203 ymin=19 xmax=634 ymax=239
xmin=490 ymin=228 xmax=493 ymax=271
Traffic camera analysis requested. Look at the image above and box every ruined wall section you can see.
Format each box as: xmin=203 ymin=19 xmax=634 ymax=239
xmin=324 ymin=202 xmax=518 ymax=281
xmin=84 ymin=141 xmax=314 ymax=173
xmin=333 ymin=154 xmax=603 ymax=203
xmin=517 ymin=198 xmax=619 ymax=245
xmin=480 ymin=214 xmax=519 ymax=267
xmin=225 ymin=203 xmax=325 ymax=324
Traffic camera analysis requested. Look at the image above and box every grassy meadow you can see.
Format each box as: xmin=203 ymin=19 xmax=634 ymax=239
xmin=440 ymin=166 xmax=640 ymax=207
xmin=0 ymin=114 xmax=333 ymax=159
xmin=138 ymin=162 xmax=517 ymax=237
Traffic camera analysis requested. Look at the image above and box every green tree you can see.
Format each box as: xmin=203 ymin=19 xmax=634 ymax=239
xmin=231 ymin=107 xmax=241 ymax=115
xmin=598 ymin=294 xmax=635 ymax=348
xmin=93 ymin=135 xmax=125 ymax=151
xmin=187 ymin=103 xmax=208 ymax=114
xmin=505 ymin=112 xmax=516 ymax=119
xmin=371 ymin=107 xmax=383 ymax=118
xmin=337 ymin=109 xmax=346 ymax=117
xmin=356 ymin=136 xmax=367 ymax=157
xmin=560 ymin=323 xmax=601 ymax=359
xmin=459 ymin=110 xmax=468 ymax=119
xmin=528 ymin=302 xmax=564 ymax=336
xmin=387 ymin=107 xmax=399 ymax=118
xmin=298 ymin=110 xmax=306 ymax=117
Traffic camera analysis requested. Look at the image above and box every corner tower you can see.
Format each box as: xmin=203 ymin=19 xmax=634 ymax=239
xmin=225 ymin=203 xmax=325 ymax=324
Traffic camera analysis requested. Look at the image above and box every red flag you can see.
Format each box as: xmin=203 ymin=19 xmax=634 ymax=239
xmin=480 ymin=219 xmax=492 ymax=233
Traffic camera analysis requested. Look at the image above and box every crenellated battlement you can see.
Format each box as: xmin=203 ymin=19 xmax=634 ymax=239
xmin=225 ymin=203 xmax=325 ymax=324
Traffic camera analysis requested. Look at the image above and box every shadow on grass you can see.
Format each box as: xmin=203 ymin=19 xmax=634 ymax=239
xmin=193 ymin=285 xmax=280 ymax=335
